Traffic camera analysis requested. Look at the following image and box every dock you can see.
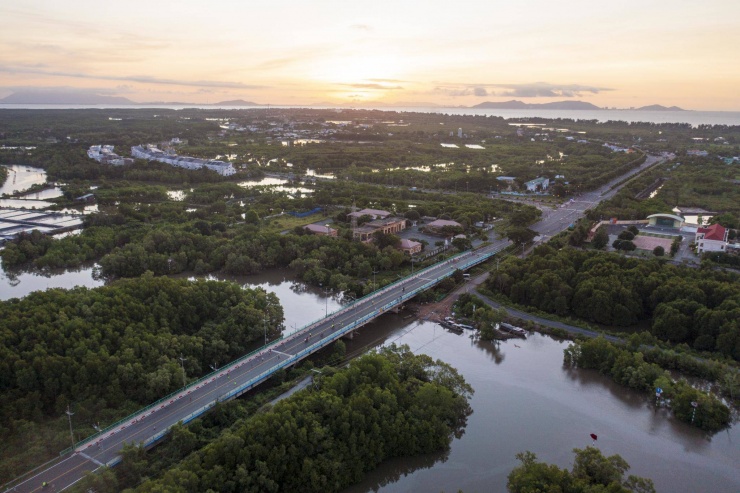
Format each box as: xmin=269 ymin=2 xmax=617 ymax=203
xmin=499 ymin=322 xmax=528 ymax=338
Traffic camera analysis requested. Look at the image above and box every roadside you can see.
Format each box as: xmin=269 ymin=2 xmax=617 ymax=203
xmin=414 ymin=268 xmax=622 ymax=343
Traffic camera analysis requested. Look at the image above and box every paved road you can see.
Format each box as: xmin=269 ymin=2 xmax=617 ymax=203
xmin=6 ymin=154 xmax=664 ymax=493
xmin=532 ymin=154 xmax=662 ymax=241
xmin=6 ymin=241 xmax=508 ymax=493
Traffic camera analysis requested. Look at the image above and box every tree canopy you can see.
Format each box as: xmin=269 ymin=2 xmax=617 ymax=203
xmin=508 ymin=447 xmax=656 ymax=493
xmin=132 ymin=345 xmax=473 ymax=493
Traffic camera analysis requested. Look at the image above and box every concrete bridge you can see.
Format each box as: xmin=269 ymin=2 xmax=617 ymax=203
xmin=4 ymin=240 xmax=508 ymax=493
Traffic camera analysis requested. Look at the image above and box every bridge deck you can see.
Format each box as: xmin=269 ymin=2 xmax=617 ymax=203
xmin=4 ymin=241 xmax=507 ymax=493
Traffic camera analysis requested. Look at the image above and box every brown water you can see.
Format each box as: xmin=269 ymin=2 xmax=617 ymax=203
xmin=342 ymin=315 xmax=740 ymax=493
xmin=1 ymin=263 xmax=738 ymax=492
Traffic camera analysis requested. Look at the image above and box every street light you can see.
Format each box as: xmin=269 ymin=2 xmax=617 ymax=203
xmin=263 ymin=317 xmax=268 ymax=346
xmin=66 ymin=404 xmax=75 ymax=448
xmin=178 ymin=355 xmax=187 ymax=388
xmin=372 ymin=269 xmax=378 ymax=292
xmin=322 ymin=286 xmax=331 ymax=317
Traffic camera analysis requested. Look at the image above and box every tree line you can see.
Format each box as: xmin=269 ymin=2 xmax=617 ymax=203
xmin=487 ymin=246 xmax=740 ymax=360
xmin=0 ymin=275 xmax=281 ymax=483
xmin=115 ymin=345 xmax=473 ymax=493
xmin=564 ymin=337 xmax=731 ymax=432
xmin=508 ymin=447 xmax=656 ymax=493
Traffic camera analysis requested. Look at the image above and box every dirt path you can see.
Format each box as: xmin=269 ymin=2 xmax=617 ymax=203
xmin=415 ymin=271 xmax=491 ymax=322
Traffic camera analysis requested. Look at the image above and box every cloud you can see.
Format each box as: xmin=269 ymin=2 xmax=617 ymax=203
xmin=350 ymin=24 xmax=373 ymax=31
xmin=0 ymin=85 xmax=126 ymax=96
xmin=435 ymin=81 xmax=613 ymax=98
xmin=341 ymin=83 xmax=404 ymax=90
xmin=367 ymin=78 xmax=409 ymax=84
xmin=0 ymin=64 xmax=267 ymax=90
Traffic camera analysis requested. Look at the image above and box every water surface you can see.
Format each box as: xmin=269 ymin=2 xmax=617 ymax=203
xmin=342 ymin=317 xmax=740 ymax=493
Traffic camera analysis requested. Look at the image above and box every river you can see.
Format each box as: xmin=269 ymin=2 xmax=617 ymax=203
xmin=0 ymin=262 xmax=737 ymax=491
xmin=342 ymin=316 xmax=740 ymax=493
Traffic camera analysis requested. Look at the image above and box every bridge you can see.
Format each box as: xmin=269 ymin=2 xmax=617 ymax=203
xmin=4 ymin=239 xmax=509 ymax=493
xmin=5 ymin=153 xmax=667 ymax=492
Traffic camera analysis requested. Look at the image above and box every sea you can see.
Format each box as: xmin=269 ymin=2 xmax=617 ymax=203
xmin=1 ymin=104 xmax=739 ymax=127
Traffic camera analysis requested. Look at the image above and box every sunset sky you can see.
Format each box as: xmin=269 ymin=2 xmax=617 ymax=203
xmin=1 ymin=1 xmax=739 ymax=110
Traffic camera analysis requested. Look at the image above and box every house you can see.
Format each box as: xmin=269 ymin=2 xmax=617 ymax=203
xmin=524 ymin=177 xmax=549 ymax=192
xmin=303 ymin=224 xmax=337 ymax=237
xmin=399 ymin=239 xmax=422 ymax=255
xmin=353 ymin=217 xmax=407 ymax=242
xmin=695 ymin=224 xmax=728 ymax=254
xmin=347 ymin=208 xmax=391 ymax=220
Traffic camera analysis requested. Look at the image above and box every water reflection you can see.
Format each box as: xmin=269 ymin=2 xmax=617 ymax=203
xmin=0 ymin=164 xmax=48 ymax=195
xmin=343 ymin=326 xmax=740 ymax=493
xmin=345 ymin=450 xmax=449 ymax=493
xmin=181 ymin=270 xmax=344 ymax=335
xmin=0 ymin=263 xmax=103 ymax=301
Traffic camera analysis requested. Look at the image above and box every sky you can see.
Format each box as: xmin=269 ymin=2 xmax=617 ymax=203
xmin=1 ymin=0 xmax=739 ymax=110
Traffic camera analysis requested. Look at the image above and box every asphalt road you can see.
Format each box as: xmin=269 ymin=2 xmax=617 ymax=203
xmin=6 ymin=154 xmax=664 ymax=493
xmin=6 ymin=241 xmax=508 ymax=493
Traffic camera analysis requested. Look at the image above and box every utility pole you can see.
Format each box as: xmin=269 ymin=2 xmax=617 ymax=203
xmin=66 ymin=404 xmax=75 ymax=449
xmin=323 ymin=287 xmax=331 ymax=317
xmin=178 ymin=355 xmax=187 ymax=388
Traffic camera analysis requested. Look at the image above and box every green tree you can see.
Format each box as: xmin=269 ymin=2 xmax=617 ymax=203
xmin=506 ymin=227 xmax=537 ymax=246
xmin=592 ymin=226 xmax=609 ymax=250
xmin=507 ymin=448 xmax=655 ymax=493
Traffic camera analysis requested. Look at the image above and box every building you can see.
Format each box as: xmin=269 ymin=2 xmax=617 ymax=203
xmin=347 ymin=208 xmax=392 ymax=220
xmin=131 ymin=145 xmax=236 ymax=176
xmin=353 ymin=217 xmax=407 ymax=242
xmin=399 ymin=239 xmax=422 ymax=255
xmin=524 ymin=177 xmax=550 ymax=192
xmin=687 ymin=149 xmax=709 ymax=157
xmin=647 ymin=213 xmax=685 ymax=229
xmin=87 ymin=145 xmax=134 ymax=166
xmin=695 ymin=223 xmax=728 ymax=254
xmin=303 ymin=224 xmax=337 ymax=236
xmin=426 ymin=219 xmax=463 ymax=235
xmin=457 ymin=128 xmax=463 ymax=138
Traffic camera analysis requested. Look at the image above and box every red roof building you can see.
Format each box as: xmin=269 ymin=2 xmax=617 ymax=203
xmin=695 ymin=224 xmax=728 ymax=253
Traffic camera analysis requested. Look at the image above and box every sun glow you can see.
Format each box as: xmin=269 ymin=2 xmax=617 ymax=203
xmin=310 ymin=53 xmax=404 ymax=87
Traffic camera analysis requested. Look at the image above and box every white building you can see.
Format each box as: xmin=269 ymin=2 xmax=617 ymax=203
xmin=88 ymin=145 xmax=133 ymax=166
xmin=695 ymin=224 xmax=729 ymax=254
xmin=131 ymin=145 xmax=236 ymax=176
xmin=524 ymin=177 xmax=550 ymax=192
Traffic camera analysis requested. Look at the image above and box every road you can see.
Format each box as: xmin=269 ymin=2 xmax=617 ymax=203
xmin=5 ymin=154 xmax=664 ymax=493
xmin=6 ymin=241 xmax=508 ymax=493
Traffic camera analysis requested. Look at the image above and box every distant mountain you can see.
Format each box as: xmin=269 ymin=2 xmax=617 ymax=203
xmin=211 ymin=99 xmax=261 ymax=106
xmin=0 ymin=90 xmax=135 ymax=105
xmin=471 ymin=100 xmax=602 ymax=110
xmin=635 ymin=104 xmax=685 ymax=111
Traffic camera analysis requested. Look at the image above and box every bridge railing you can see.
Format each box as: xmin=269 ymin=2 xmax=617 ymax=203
xmin=64 ymin=244 xmax=502 ymax=455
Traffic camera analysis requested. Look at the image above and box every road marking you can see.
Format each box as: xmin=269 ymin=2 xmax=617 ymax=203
xmin=79 ymin=452 xmax=104 ymax=467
